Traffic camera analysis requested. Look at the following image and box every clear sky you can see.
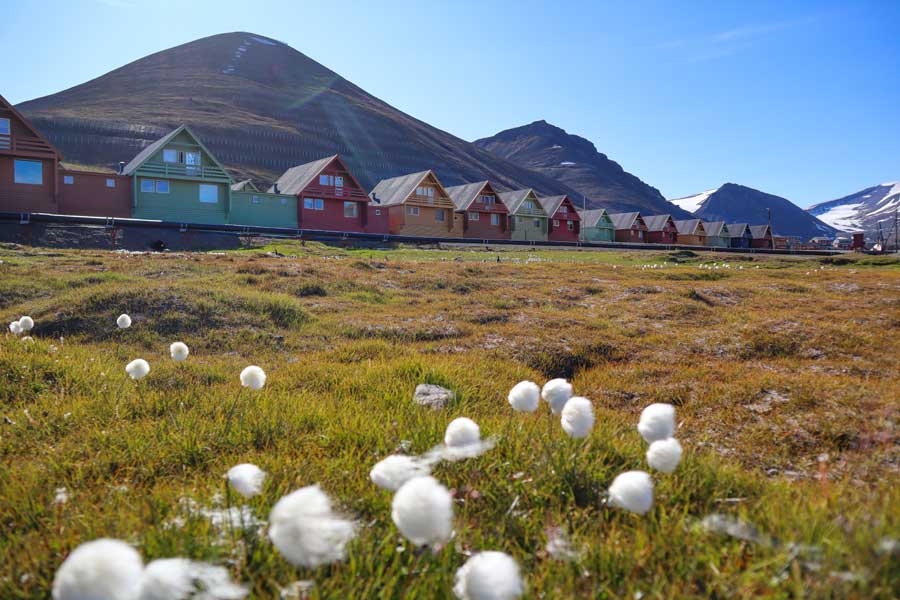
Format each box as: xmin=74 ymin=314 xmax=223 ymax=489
xmin=2 ymin=0 xmax=898 ymax=207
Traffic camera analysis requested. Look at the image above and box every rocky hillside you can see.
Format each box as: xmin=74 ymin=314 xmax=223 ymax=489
xmin=807 ymin=182 xmax=900 ymax=234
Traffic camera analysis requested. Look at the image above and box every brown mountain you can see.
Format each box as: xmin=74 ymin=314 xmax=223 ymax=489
xmin=16 ymin=32 xmax=581 ymax=196
xmin=474 ymin=120 xmax=690 ymax=217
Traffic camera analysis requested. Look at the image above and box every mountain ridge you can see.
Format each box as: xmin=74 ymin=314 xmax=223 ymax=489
xmin=807 ymin=182 xmax=900 ymax=234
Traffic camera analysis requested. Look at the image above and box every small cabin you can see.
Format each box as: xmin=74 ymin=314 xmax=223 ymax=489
xmin=541 ymin=195 xmax=581 ymax=242
xmin=369 ymin=170 xmax=463 ymax=237
xmin=703 ymin=221 xmax=730 ymax=247
xmin=58 ymin=165 xmax=131 ymax=218
xmin=499 ymin=189 xmax=548 ymax=242
xmin=642 ymin=214 xmax=678 ymax=244
xmin=578 ymin=209 xmax=615 ymax=242
xmin=673 ymin=219 xmax=707 ymax=246
xmin=808 ymin=236 xmax=834 ymax=249
xmin=446 ymin=180 xmax=509 ymax=240
xmin=0 ymin=93 xmax=61 ymax=213
xmin=749 ymin=224 xmax=773 ymax=249
xmin=726 ymin=223 xmax=752 ymax=248
xmin=609 ymin=212 xmax=648 ymax=243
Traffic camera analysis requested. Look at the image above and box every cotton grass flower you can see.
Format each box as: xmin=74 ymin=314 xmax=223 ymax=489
xmin=116 ymin=314 xmax=132 ymax=329
xmin=370 ymin=455 xmax=430 ymax=491
xmin=125 ymin=359 xmax=150 ymax=380
xmin=507 ymin=381 xmax=539 ymax=413
xmin=52 ymin=538 xmax=144 ymax=600
xmin=607 ymin=471 xmax=654 ymax=515
xmin=226 ymin=463 xmax=266 ymax=499
xmin=637 ymin=403 xmax=675 ymax=443
xmin=541 ymin=378 xmax=572 ymax=414
xmin=391 ymin=476 xmax=453 ymax=546
xmin=453 ymin=551 xmax=524 ymax=600
xmin=137 ymin=558 xmax=247 ymax=600
xmin=239 ymin=366 xmax=266 ymax=390
xmin=433 ymin=417 xmax=496 ymax=461
xmin=560 ymin=396 xmax=594 ymax=439
xmin=268 ymin=485 xmax=356 ymax=568
xmin=646 ymin=438 xmax=683 ymax=473
xmin=18 ymin=316 xmax=34 ymax=331
xmin=169 ymin=342 xmax=189 ymax=362
xmin=9 ymin=320 xmax=23 ymax=336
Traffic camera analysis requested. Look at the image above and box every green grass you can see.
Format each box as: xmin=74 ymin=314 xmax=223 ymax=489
xmin=0 ymin=243 xmax=898 ymax=598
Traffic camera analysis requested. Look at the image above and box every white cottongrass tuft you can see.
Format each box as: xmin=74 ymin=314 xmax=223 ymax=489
xmin=607 ymin=471 xmax=654 ymax=515
xmin=116 ymin=314 xmax=132 ymax=329
xmin=239 ymin=366 xmax=266 ymax=390
xmin=637 ymin=403 xmax=675 ymax=443
xmin=541 ymin=378 xmax=572 ymax=414
xmin=433 ymin=417 xmax=496 ymax=461
xmin=125 ymin=359 xmax=150 ymax=380
xmin=18 ymin=316 xmax=34 ymax=331
xmin=226 ymin=464 xmax=266 ymax=499
xmin=370 ymin=455 xmax=430 ymax=491
xmin=391 ymin=476 xmax=453 ymax=546
xmin=445 ymin=417 xmax=481 ymax=447
xmin=52 ymin=538 xmax=144 ymax=600
xmin=54 ymin=487 xmax=69 ymax=506
xmin=268 ymin=485 xmax=356 ymax=568
xmin=507 ymin=381 xmax=539 ymax=413
xmin=646 ymin=438 xmax=683 ymax=473
xmin=453 ymin=551 xmax=524 ymax=600
xmin=169 ymin=342 xmax=190 ymax=362
xmin=560 ymin=397 xmax=594 ymax=439
xmin=9 ymin=321 xmax=23 ymax=336
xmin=137 ymin=558 xmax=247 ymax=600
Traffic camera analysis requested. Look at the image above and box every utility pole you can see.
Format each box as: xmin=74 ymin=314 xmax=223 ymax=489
xmin=767 ymin=208 xmax=775 ymax=249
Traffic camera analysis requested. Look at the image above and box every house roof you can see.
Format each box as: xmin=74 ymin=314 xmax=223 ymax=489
xmin=122 ymin=124 xmax=231 ymax=180
xmin=231 ymin=179 xmax=259 ymax=192
xmin=498 ymin=189 xmax=541 ymax=214
xmin=703 ymin=221 xmax=728 ymax=237
xmin=0 ymin=93 xmax=61 ymax=159
xmin=749 ymin=225 xmax=772 ymax=238
xmin=370 ymin=170 xmax=444 ymax=206
xmin=608 ymin=212 xmax=640 ymax=230
xmin=642 ymin=214 xmax=674 ymax=232
xmin=446 ymin=181 xmax=491 ymax=211
xmin=578 ymin=208 xmax=612 ymax=228
xmin=268 ymin=154 xmax=369 ymax=197
xmin=539 ymin=195 xmax=580 ymax=219
xmin=673 ymin=219 xmax=705 ymax=235
xmin=725 ymin=223 xmax=750 ymax=237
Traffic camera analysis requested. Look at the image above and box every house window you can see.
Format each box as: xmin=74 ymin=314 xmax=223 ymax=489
xmin=553 ymin=219 xmax=560 ymax=227
xmin=567 ymin=221 xmax=574 ymax=231
xmin=64 ymin=175 xmax=75 ymax=185
xmin=533 ymin=219 xmax=541 ymax=229
xmin=319 ymin=174 xmax=333 ymax=186
xmin=141 ymin=179 xmax=155 ymax=193
xmin=524 ymin=200 xmax=535 ymax=210
xmin=280 ymin=197 xmax=288 ymax=206
xmin=490 ymin=213 xmax=500 ymax=226
xmin=335 ymin=176 xmax=343 ymax=187
xmin=416 ymin=186 xmax=434 ymax=198
xmin=304 ymin=198 xmax=324 ymax=210
xmin=435 ymin=209 xmax=445 ymax=222
xmin=480 ymin=194 xmax=494 ymax=205
xmin=106 ymin=179 xmax=115 ymax=188
xmin=468 ymin=211 xmax=479 ymax=221
xmin=199 ymin=184 xmax=218 ymax=203
xmin=0 ymin=118 xmax=9 ymax=135
xmin=251 ymin=196 xmax=262 ymax=205
xmin=560 ymin=205 xmax=568 ymax=213
xmin=344 ymin=201 xmax=358 ymax=218
xmin=407 ymin=206 xmax=419 ymax=216
xmin=304 ymin=198 xmax=313 ymax=209
xmin=14 ymin=160 xmax=42 ymax=185
xmin=375 ymin=209 xmax=381 ymax=216
xmin=315 ymin=198 xmax=324 ymax=210
xmin=163 ymin=149 xmax=178 ymax=163
xmin=156 ymin=180 xmax=170 ymax=194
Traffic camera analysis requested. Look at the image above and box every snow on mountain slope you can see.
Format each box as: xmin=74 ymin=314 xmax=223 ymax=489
xmin=808 ymin=182 xmax=900 ymax=233
xmin=669 ymin=188 xmax=719 ymax=214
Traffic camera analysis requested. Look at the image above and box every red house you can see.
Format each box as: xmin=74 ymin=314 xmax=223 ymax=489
xmin=270 ymin=154 xmax=371 ymax=232
xmin=749 ymin=224 xmax=774 ymax=249
xmin=0 ymin=93 xmax=61 ymax=213
xmin=608 ymin=212 xmax=648 ymax=243
xmin=642 ymin=214 xmax=678 ymax=244
xmin=445 ymin=180 xmax=509 ymax=239
xmin=541 ymin=195 xmax=581 ymax=242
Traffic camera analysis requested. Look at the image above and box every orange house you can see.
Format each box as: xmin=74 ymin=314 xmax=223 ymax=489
xmin=0 ymin=94 xmax=61 ymax=213
xmin=369 ymin=170 xmax=463 ymax=238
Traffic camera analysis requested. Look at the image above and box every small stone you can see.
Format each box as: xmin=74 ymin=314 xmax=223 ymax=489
xmin=413 ymin=384 xmax=455 ymax=410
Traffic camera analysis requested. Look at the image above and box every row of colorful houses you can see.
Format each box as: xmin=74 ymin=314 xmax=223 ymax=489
xmin=1 ymin=94 xmax=776 ymax=247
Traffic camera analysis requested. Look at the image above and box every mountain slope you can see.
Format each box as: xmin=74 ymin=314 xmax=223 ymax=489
xmin=474 ymin=121 xmax=690 ymax=217
xmin=16 ymin=32 xmax=581 ymax=195
xmin=807 ymin=182 xmax=900 ymax=233
xmin=669 ymin=183 xmax=838 ymax=240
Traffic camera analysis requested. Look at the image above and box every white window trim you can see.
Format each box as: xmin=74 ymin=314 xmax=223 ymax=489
xmin=407 ymin=205 xmax=420 ymax=216
xmin=13 ymin=159 xmax=43 ymax=185
xmin=63 ymin=175 xmax=75 ymax=185
xmin=343 ymin=201 xmax=358 ymax=218
xmin=141 ymin=179 xmax=155 ymax=193
xmin=199 ymin=184 xmax=219 ymax=204
xmin=468 ymin=211 xmax=479 ymax=221
xmin=156 ymin=180 xmax=170 ymax=194
xmin=490 ymin=213 xmax=500 ymax=226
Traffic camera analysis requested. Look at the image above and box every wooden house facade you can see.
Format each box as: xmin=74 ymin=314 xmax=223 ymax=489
xmin=369 ymin=170 xmax=463 ymax=237
xmin=703 ymin=221 xmax=730 ymax=247
xmin=0 ymin=94 xmax=61 ymax=213
xmin=58 ymin=166 xmax=131 ymax=217
xmin=446 ymin=181 xmax=509 ymax=239
xmin=541 ymin=195 xmax=581 ymax=242
xmin=609 ymin=212 xmax=648 ymax=243
xmin=725 ymin=223 xmax=752 ymax=248
xmin=642 ymin=214 xmax=678 ymax=244
xmin=270 ymin=155 xmax=369 ymax=231
xmin=749 ymin=225 xmax=774 ymax=249
xmin=578 ymin=209 xmax=615 ymax=242
xmin=499 ymin=189 xmax=548 ymax=242
xmin=673 ymin=219 xmax=707 ymax=246
xmin=123 ymin=125 xmax=232 ymax=225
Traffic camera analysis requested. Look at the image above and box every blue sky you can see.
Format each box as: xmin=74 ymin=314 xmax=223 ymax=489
xmin=2 ymin=0 xmax=898 ymax=207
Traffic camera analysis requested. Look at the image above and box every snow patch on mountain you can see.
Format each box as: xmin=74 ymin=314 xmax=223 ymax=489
xmin=814 ymin=202 xmax=864 ymax=230
xmin=669 ymin=188 xmax=719 ymax=214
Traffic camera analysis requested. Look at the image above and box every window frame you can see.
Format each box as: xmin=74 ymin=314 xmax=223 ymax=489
xmin=0 ymin=117 xmax=10 ymax=136
xmin=490 ymin=213 xmax=500 ymax=226
xmin=553 ymin=219 xmax=560 ymax=227
xmin=533 ymin=218 xmax=541 ymax=229
xmin=250 ymin=195 xmax=262 ymax=205
xmin=13 ymin=159 xmax=43 ymax=185
xmin=155 ymin=180 xmax=170 ymax=194
xmin=141 ymin=179 xmax=155 ymax=193
xmin=199 ymin=184 xmax=219 ymax=204
xmin=106 ymin=178 xmax=116 ymax=188
xmin=407 ymin=205 xmax=420 ymax=216
xmin=162 ymin=149 xmax=179 ymax=163
xmin=435 ymin=208 xmax=446 ymax=222
xmin=567 ymin=220 xmax=574 ymax=231
xmin=63 ymin=175 xmax=75 ymax=185
xmin=343 ymin=201 xmax=358 ymax=218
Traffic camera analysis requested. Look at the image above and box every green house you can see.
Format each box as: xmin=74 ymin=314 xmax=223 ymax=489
xmin=499 ymin=188 xmax=548 ymax=242
xmin=703 ymin=221 xmax=731 ymax=247
xmin=230 ymin=179 xmax=298 ymax=228
xmin=123 ymin=125 xmax=233 ymax=224
xmin=578 ymin=208 xmax=615 ymax=242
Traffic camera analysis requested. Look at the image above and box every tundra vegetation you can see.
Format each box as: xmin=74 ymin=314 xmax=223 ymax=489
xmin=0 ymin=241 xmax=898 ymax=598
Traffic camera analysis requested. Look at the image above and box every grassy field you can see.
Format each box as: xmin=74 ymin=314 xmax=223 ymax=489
xmin=0 ymin=241 xmax=898 ymax=598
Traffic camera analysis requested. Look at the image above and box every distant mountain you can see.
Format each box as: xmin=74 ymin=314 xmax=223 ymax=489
xmin=16 ymin=32 xmax=580 ymax=195
xmin=807 ymin=182 xmax=900 ymax=234
xmin=669 ymin=183 xmax=839 ymax=240
xmin=474 ymin=120 xmax=691 ymax=217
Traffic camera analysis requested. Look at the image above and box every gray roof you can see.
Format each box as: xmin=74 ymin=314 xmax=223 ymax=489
xmin=231 ymin=179 xmax=258 ymax=192
xmin=749 ymin=225 xmax=772 ymax=238
xmin=269 ymin=155 xmax=336 ymax=195
xmin=498 ymin=189 xmax=541 ymax=214
xmin=703 ymin=221 xmax=728 ymax=237
xmin=578 ymin=208 xmax=612 ymax=228
xmin=673 ymin=219 xmax=705 ymax=235
xmin=609 ymin=212 xmax=640 ymax=230
xmin=643 ymin=214 xmax=674 ymax=232
xmin=122 ymin=126 xmax=184 ymax=175
xmin=726 ymin=223 xmax=750 ymax=237
xmin=539 ymin=195 xmax=567 ymax=216
xmin=446 ymin=181 xmax=490 ymax=211
xmin=370 ymin=170 xmax=436 ymax=206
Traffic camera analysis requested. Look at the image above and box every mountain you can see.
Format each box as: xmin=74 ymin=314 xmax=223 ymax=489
xmin=16 ymin=32 xmax=581 ymax=196
xmin=807 ymin=182 xmax=900 ymax=234
xmin=473 ymin=121 xmax=691 ymax=217
xmin=668 ymin=183 xmax=839 ymax=240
